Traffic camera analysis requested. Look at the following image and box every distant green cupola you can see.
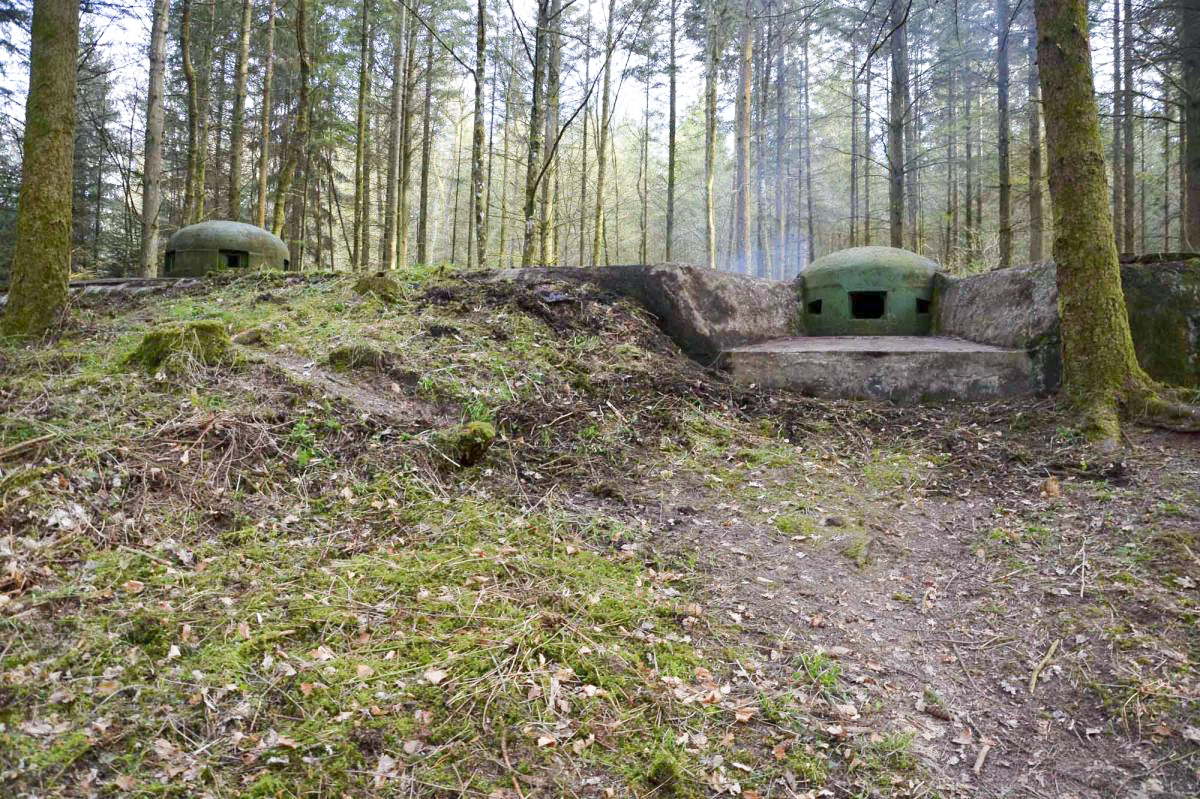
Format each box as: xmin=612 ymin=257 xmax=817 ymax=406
xmin=800 ymin=246 xmax=939 ymax=336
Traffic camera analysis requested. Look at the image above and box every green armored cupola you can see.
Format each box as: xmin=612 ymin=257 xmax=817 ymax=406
xmin=164 ymin=221 xmax=291 ymax=277
xmin=800 ymin=246 xmax=939 ymax=336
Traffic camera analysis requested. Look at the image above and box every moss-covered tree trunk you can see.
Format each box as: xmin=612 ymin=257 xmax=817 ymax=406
xmin=2 ymin=0 xmax=80 ymax=336
xmin=1034 ymin=0 xmax=1145 ymax=438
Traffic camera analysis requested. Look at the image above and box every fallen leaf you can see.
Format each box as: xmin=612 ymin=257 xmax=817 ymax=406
xmin=733 ymin=705 xmax=757 ymax=723
xmin=536 ymin=735 xmax=557 ymax=748
xmin=403 ymin=739 xmax=422 ymax=754
xmin=122 ymin=580 xmax=145 ymax=594
xmin=423 ymin=668 xmax=448 ymax=685
xmin=356 ymin=664 xmax=375 ymax=679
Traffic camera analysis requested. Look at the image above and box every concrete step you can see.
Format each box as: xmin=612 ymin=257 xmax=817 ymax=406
xmin=721 ymin=336 xmax=1037 ymax=403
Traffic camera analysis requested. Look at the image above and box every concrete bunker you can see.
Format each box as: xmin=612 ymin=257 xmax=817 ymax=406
xmin=801 ymin=246 xmax=938 ymax=336
xmin=164 ymin=221 xmax=290 ymax=277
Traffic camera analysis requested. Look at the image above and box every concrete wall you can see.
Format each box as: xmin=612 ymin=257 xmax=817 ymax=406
xmin=493 ymin=264 xmax=800 ymax=365
xmin=933 ymin=259 xmax=1200 ymax=389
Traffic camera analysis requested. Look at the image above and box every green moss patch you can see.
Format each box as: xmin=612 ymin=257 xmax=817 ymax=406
xmin=124 ymin=319 xmax=232 ymax=374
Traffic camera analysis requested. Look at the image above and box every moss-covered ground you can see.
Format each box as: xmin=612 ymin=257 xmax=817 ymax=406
xmin=1 ymin=267 xmax=1197 ymax=798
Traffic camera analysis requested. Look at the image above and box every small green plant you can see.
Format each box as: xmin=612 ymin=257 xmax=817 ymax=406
xmin=797 ymin=651 xmax=841 ymax=689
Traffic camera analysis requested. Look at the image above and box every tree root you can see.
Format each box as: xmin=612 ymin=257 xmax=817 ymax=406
xmin=1126 ymin=382 xmax=1200 ymax=433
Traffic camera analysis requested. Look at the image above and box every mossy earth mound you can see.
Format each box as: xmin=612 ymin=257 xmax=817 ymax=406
xmin=124 ymin=319 xmax=232 ymax=374
xmin=353 ymin=273 xmax=402 ymax=303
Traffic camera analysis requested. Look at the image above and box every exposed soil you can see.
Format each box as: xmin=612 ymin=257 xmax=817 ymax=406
xmin=2 ymin=270 xmax=1196 ymax=798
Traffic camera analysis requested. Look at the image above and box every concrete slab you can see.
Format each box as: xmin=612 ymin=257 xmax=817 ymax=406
xmin=721 ymin=336 xmax=1038 ymax=403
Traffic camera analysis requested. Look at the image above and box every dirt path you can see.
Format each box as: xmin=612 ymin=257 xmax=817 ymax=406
xmin=629 ymin=423 xmax=1200 ymax=798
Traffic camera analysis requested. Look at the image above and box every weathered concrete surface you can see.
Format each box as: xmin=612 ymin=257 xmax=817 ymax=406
xmin=165 ymin=220 xmax=290 ymax=277
xmin=722 ymin=336 xmax=1037 ymax=403
xmin=492 ymin=263 xmax=798 ymax=364
xmin=802 ymin=246 xmax=939 ymax=336
xmin=933 ymin=259 xmax=1200 ymax=389
xmin=932 ymin=262 xmax=1061 ymax=392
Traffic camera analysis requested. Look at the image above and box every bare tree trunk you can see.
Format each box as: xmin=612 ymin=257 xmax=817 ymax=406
xmin=181 ymin=0 xmax=200 ymax=224
xmin=733 ymin=4 xmax=752 ymax=274
xmin=1111 ymin=0 xmax=1123 ymax=251
xmin=501 ymin=37 xmax=517 ymax=266
xmin=864 ymin=57 xmax=872 ymax=245
xmin=417 ymin=31 xmax=435 ymax=265
xmin=639 ymin=58 xmax=650 ymax=264
xmin=703 ymin=0 xmax=717 ymax=269
xmin=944 ymin=65 xmax=957 ymax=264
xmin=888 ymin=0 xmax=906 ymax=248
xmin=397 ymin=18 xmax=418 ymax=268
xmin=382 ymin=9 xmax=406 ymax=269
xmin=578 ymin=2 xmax=591 ymax=266
xmin=256 ymin=0 xmax=277 ymax=229
xmin=775 ymin=33 xmax=786 ymax=273
xmin=194 ymin=0 xmax=220 ymax=221
xmin=1028 ymin=20 xmax=1044 ymax=261
xmin=227 ymin=0 xmax=253 ymax=220
xmin=964 ymin=68 xmax=974 ymax=257
xmin=666 ymin=0 xmax=678 ymax=261
xmin=1163 ymin=90 xmax=1172 ymax=249
xmin=1122 ymin=0 xmax=1135 ymax=251
xmin=351 ymin=0 xmax=371 ymax=270
xmin=850 ymin=43 xmax=859 ymax=248
xmin=803 ymin=29 xmax=814 ymax=263
xmin=538 ymin=0 xmax=561 ymax=264
xmin=587 ymin=0 xmax=614 ymax=267
xmin=472 ymin=0 xmax=488 ymax=268
xmin=2 ymin=0 xmax=79 ymax=335
xmin=271 ymin=0 xmax=308 ymax=240
xmin=1186 ymin=5 xmax=1200 ymax=248
xmin=997 ymin=0 xmax=1012 ymax=268
xmin=140 ymin=0 xmax=168 ymax=277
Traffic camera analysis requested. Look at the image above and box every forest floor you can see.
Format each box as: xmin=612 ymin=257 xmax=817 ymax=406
xmin=1 ymin=267 xmax=1197 ymax=799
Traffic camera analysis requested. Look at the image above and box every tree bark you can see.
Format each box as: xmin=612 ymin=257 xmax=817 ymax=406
xmin=587 ymin=0 xmax=614 ymax=267
xmin=733 ymin=3 xmax=752 ymax=274
xmin=888 ymin=0 xmax=906 ymax=248
xmin=271 ymin=0 xmax=309 ymax=241
xmin=1182 ymin=0 xmax=1200 ymax=248
xmin=181 ymin=0 xmax=200 ymax=224
xmin=1035 ymin=0 xmax=1144 ymax=439
xmin=803 ymin=28 xmax=814 ymax=263
xmin=2 ymin=0 xmax=80 ymax=335
xmin=397 ymin=17 xmax=418 ymax=268
xmin=1028 ymin=20 xmax=1044 ymax=261
xmin=1122 ymin=0 xmax=1135 ymax=251
xmin=351 ymin=0 xmax=371 ymax=270
xmin=850 ymin=43 xmax=859 ymax=249
xmin=256 ymin=0 xmax=277 ymax=229
xmin=538 ymin=0 xmax=561 ymax=264
xmin=666 ymin=0 xmax=678 ymax=261
xmin=228 ymin=0 xmax=253 ymax=220
xmin=382 ymin=9 xmax=406 ymax=269
xmin=1111 ymin=0 xmax=1123 ymax=251
xmin=997 ymin=0 xmax=1012 ymax=268
xmin=417 ymin=30 xmax=435 ymax=265
xmin=140 ymin=0 xmax=168 ymax=277
xmin=472 ymin=0 xmax=488 ymax=269
xmin=703 ymin=0 xmax=718 ymax=269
